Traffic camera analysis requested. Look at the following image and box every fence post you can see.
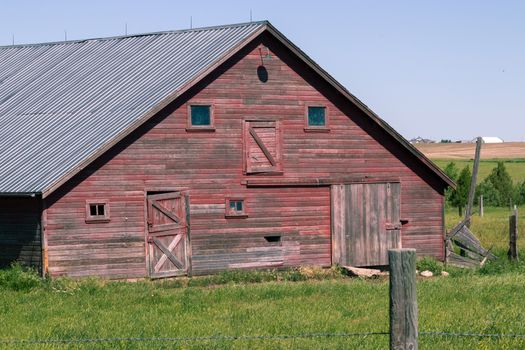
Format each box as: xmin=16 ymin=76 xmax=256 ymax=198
xmin=389 ymin=248 xmax=418 ymax=350
xmin=479 ymin=195 xmax=484 ymax=217
xmin=508 ymin=208 xmax=519 ymax=261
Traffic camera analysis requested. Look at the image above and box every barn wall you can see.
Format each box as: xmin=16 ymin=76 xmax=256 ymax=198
xmin=0 ymin=197 xmax=42 ymax=271
xmin=44 ymin=35 xmax=445 ymax=278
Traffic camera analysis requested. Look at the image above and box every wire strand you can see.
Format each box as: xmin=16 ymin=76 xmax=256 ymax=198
xmin=3 ymin=331 xmax=525 ymax=345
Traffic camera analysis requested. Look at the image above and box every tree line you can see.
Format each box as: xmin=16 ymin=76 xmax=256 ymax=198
xmin=444 ymin=161 xmax=525 ymax=215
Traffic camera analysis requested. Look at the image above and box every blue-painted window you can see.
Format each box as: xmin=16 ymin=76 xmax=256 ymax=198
xmin=226 ymin=198 xmax=246 ymax=217
xmin=308 ymin=106 xmax=326 ymax=126
xmin=229 ymin=200 xmax=243 ymax=212
xmin=190 ymin=105 xmax=211 ymax=126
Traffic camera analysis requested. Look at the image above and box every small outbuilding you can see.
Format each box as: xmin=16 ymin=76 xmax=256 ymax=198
xmin=0 ymin=21 xmax=453 ymax=278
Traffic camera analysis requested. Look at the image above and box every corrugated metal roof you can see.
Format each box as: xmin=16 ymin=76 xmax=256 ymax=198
xmin=0 ymin=21 xmax=266 ymax=194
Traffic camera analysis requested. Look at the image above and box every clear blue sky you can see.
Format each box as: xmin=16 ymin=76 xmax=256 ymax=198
xmin=2 ymin=1 xmax=524 ymax=141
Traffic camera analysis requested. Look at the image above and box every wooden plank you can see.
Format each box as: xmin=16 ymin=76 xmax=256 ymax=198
xmin=447 ymin=251 xmax=480 ymax=268
xmin=152 ymin=238 xmax=184 ymax=270
xmin=151 ymin=200 xmax=181 ymax=224
xmin=249 ymin=127 xmax=277 ymax=166
xmin=244 ymin=177 xmax=400 ymax=187
xmin=154 ymin=234 xmax=183 ymax=272
xmin=330 ymin=185 xmax=343 ymax=265
xmin=148 ymin=223 xmax=182 ymax=233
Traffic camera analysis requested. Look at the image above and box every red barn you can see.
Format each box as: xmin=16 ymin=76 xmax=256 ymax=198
xmin=0 ymin=22 xmax=453 ymax=278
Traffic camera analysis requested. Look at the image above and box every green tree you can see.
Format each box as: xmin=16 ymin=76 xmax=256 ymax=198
xmin=515 ymin=181 xmax=525 ymax=206
xmin=479 ymin=162 xmax=515 ymax=207
xmin=476 ymin=181 xmax=499 ymax=207
xmin=450 ymin=166 xmax=471 ymax=216
xmin=443 ymin=162 xmax=459 ymax=206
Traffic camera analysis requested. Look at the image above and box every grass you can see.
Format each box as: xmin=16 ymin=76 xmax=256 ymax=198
xmin=2 ymin=260 xmax=525 ymax=349
xmin=1 ymin=208 xmax=525 ymax=349
xmin=433 ymin=158 xmax=525 ymax=184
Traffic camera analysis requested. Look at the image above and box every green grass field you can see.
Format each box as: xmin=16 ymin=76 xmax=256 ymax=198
xmin=433 ymin=159 xmax=525 ymax=184
xmin=1 ymin=207 xmax=525 ymax=349
xmin=2 ymin=268 xmax=525 ymax=349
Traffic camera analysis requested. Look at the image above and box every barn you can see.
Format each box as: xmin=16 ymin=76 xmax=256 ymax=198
xmin=0 ymin=21 xmax=453 ymax=278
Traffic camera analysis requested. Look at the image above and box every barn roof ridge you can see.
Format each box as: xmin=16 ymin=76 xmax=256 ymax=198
xmin=0 ymin=20 xmax=454 ymax=195
xmin=0 ymin=21 xmax=270 ymax=50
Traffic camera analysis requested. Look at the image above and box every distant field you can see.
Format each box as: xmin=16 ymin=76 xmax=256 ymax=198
xmin=416 ymin=142 xmax=525 ymax=160
xmin=416 ymin=142 xmax=525 ymax=183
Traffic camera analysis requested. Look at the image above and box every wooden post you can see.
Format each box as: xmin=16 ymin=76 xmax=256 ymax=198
xmin=389 ymin=248 xmax=418 ymax=350
xmin=479 ymin=195 xmax=484 ymax=217
xmin=465 ymin=137 xmax=482 ymax=227
xmin=508 ymin=208 xmax=518 ymax=261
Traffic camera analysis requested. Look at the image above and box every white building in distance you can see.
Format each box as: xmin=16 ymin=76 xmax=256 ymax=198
xmin=477 ymin=137 xmax=504 ymax=143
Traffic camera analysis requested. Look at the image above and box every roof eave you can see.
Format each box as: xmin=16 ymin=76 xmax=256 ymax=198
xmin=0 ymin=192 xmax=41 ymax=197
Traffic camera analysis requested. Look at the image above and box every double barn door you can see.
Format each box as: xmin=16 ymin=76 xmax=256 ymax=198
xmin=332 ymin=182 xmax=401 ymax=267
xmin=146 ymin=192 xmax=190 ymax=278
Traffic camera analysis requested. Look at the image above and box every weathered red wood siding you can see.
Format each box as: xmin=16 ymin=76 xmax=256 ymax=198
xmin=44 ymin=34 xmax=445 ymax=278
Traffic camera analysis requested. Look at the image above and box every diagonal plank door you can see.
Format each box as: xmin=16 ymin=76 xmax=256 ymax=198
xmin=332 ymin=183 xmax=401 ymax=267
xmin=243 ymin=121 xmax=282 ymax=174
xmin=146 ymin=191 xmax=190 ymax=278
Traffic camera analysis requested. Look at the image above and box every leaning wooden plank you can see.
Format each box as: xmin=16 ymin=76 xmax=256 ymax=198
xmin=446 ymin=216 xmax=471 ymax=240
xmin=465 ymin=137 xmax=482 ymax=223
xmin=447 ymin=252 xmax=481 ymax=268
xmin=453 ymin=241 xmax=484 ymax=261
xmin=452 ymin=227 xmax=497 ymax=260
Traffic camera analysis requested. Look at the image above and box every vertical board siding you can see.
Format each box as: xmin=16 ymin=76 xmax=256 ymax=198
xmin=332 ymin=183 xmax=401 ymax=267
xmin=0 ymin=197 xmax=41 ymax=270
xmin=44 ymin=37 xmax=444 ymax=278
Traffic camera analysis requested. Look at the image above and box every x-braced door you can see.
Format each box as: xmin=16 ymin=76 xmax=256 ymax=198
xmin=146 ymin=192 xmax=190 ymax=278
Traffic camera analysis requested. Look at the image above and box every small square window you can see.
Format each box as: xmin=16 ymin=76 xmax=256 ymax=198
xmin=225 ymin=198 xmax=247 ymax=218
xmin=86 ymin=200 xmax=110 ymax=223
xmin=191 ymin=105 xmax=211 ymax=126
xmin=305 ymin=106 xmax=330 ymax=132
xmin=308 ymin=106 xmax=326 ymax=126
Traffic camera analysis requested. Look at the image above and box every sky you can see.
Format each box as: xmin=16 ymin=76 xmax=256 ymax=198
xmin=2 ymin=0 xmax=524 ymax=141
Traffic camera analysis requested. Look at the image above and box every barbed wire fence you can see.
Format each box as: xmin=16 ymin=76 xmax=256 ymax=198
xmin=2 ymin=331 xmax=525 ymax=346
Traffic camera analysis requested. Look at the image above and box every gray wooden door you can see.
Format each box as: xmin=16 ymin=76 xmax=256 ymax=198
xmin=332 ymin=183 xmax=401 ymax=267
xmin=146 ymin=192 xmax=190 ymax=278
